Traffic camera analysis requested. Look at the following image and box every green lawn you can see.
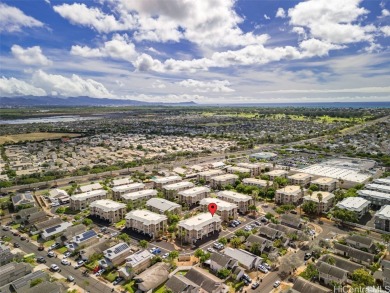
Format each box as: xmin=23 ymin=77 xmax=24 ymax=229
xmin=103 ymin=271 xmax=118 ymax=282
xmin=153 ymin=284 xmax=167 ymax=293
xmin=31 ymin=234 xmax=39 ymax=241
xmin=57 ymin=246 xmax=68 ymax=254
xmin=11 ymin=223 xmax=20 ymax=229
xmin=115 ymin=219 xmax=126 ymax=228
xmin=123 ymin=280 xmax=136 ymax=293
xmin=175 ymin=270 xmax=188 ymax=276
xmin=84 ymin=260 xmax=98 ymax=271
xmin=43 ymin=240 xmax=55 ymax=247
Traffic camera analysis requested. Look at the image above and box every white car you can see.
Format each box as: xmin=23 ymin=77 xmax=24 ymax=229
xmin=61 ymin=259 xmax=70 ymax=265
xmin=63 ymin=251 xmax=71 ymax=258
xmin=274 ymin=280 xmax=281 ymax=288
xmin=207 ymin=248 xmax=215 ymax=253
xmin=162 ymin=253 xmax=169 ymax=259
xmin=50 ymin=264 xmax=59 ymax=271
xmin=149 ymin=247 xmax=156 ymax=253
xmin=74 ymin=260 xmax=85 ymax=269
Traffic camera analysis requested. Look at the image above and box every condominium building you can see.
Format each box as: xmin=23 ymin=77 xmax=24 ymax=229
xmin=210 ymin=174 xmax=238 ymax=189
xmin=237 ymin=163 xmax=262 ymax=176
xmin=145 ymin=198 xmax=182 ymax=214
xmin=216 ymin=190 xmax=253 ymax=213
xmin=374 ymin=205 xmax=390 ymax=232
xmin=288 ymin=173 xmax=313 ymax=187
xmin=112 ymin=183 xmax=145 ymax=200
xmin=275 ymin=185 xmax=303 ymax=205
xmin=70 ymin=189 xmax=107 ymax=210
xmin=357 ymin=189 xmax=390 ymax=207
xmin=152 ymin=175 xmax=182 ymax=189
xmin=303 ymin=191 xmax=335 ymax=213
xmin=177 ymin=186 xmax=210 ymax=206
xmin=163 ymin=181 xmax=195 ymax=200
xmin=226 ymin=166 xmax=251 ymax=175
xmin=199 ymin=198 xmax=238 ymax=221
xmin=365 ymin=183 xmax=390 ymax=193
xmin=336 ymin=197 xmax=370 ymax=219
xmin=125 ymin=210 xmax=167 ymax=239
xmin=100 ymin=242 xmax=132 ymax=268
xmin=78 ymin=183 xmax=102 ymax=193
xmin=121 ymin=189 xmax=158 ymax=207
xmin=178 ymin=213 xmax=221 ymax=243
xmin=90 ymin=199 xmax=126 ymax=223
xmin=373 ymin=177 xmax=390 ymax=186
xmin=197 ymin=169 xmax=225 ymax=183
xmin=242 ymin=178 xmax=271 ymax=188
xmin=311 ymin=177 xmax=338 ymax=192
xmin=265 ymin=169 xmax=288 ymax=180
xmin=112 ymin=178 xmax=133 ymax=187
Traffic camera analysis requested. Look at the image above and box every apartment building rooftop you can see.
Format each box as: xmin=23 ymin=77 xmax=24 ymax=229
xmin=288 ymin=173 xmax=312 ymax=180
xmin=146 ymin=198 xmax=181 ymax=213
xmin=265 ymin=169 xmax=288 ymax=176
xmin=178 ymin=213 xmax=221 ymax=231
xmin=311 ymin=177 xmax=338 ymax=185
xmin=178 ymin=186 xmax=210 ymax=196
xmin=303 ymin=191 xmax=335 ymax=203
xmin=217 ymin=190 xmax=252 ymax=201
xmin=366 ymin=183 xmax=390 ymax=193
xmin=163 ymin=181 xmax=194 ymax=190
xmin=152 ymin=175 xmax=181 ymax=184
xmin=227 ymin=166 xmax=251 ymax=173
xmin=78 ymin=183 xmax=102 ymax=193
xmin=197 ymin=169 xmax=224 ymax=176
xmin=89 ymin=199 xmax=126 ymax=212
xmin=112 ymin=183 xmax=145 ymax=193
xmin=358 ymin=189 xmax=390 ymax=200
xmin=237 ymin=162 xmax=261 ymax=169
xmin=276 ymin=185 xmax=302 ymax=195
xmin=121 ymin=189 xmax=157 ymax=201
xmin=336 ymin=197 xmax=370 ymax=212
xmin=375 ymin=205 xmax=390 ymax=220
xmin=199 ymin=198 xmax=238 ymax=211
xmin=211 ymin=174 xmax=238 ymax=180
xmin=125 ymin=210 xmax=167 ymax=225
xmin=112 ymin=178 xmax=133 ymax=186
xmin=373 ymin=177 xmax=390 ymax=186
xmin=242 ymin=178 xmax=269 ymax=186
xmin=301 ymin=164 xmax=370 ymax=183
xmin=70 ymin=189 xmax=107 ymax=201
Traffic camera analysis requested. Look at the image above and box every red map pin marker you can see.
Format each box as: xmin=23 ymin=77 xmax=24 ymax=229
xmin=208 ymin=203 xmax=217 ymax=217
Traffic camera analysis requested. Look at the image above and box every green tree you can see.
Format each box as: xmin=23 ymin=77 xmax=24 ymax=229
xmin=151 ymin=256 xmax=162 ymax=265
xmin=217 ymin=268 xmax=231 ymax=279
xmin=332 ymin=207 xmax=358 ymax=223
xmin=250 ymin=242 xmax=261 ymax=256
xmin=381 ymin=234 xmax=390 ymax=243
xmin=117 ymin=233 xmax=131 ymax=243
xmin=82 ymin=218 xmax=93 ymax=226
xmin=219 ymin=237 xmax=227 ymax=245
xmin=168 ymin=250 xmax=179 ymax=260
xmin=308 ymin=184 xmax=319 ymax=191
xmin=230 ymin=237 xmax=242 ymax=248
xmin=351 ymin=269 xmax=375 ymax=287
xmin=139 ymin=240 xmax=148 ymax=249
xmin=300 ymin=263 xmax=318 ymax=280
xmin=301 ymin=201 xmax=318 ymax=215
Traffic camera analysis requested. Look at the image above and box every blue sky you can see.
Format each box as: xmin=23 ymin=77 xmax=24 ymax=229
xmin=0 ymin=0 xmax=389 ymax=104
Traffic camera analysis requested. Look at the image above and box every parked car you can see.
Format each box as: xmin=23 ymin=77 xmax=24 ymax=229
xmin=63 ymin=251 xmax=71 ymax=258
xmin=304 ymin=253 xmax=312 ymax=261
xmin=213 ymin=242 xmax=224 ymax=250
xmin=50 ymin=264 xmax=60 ymax=271
xmin=258 ymin=265 xmax=268 ymax=273
xmin=251 ymin=282 xmax=260 ymax=289
xmin=13 ymin=243 xmax=20 ymax=248
xmin=207 ymin=247 xmax=215 ymax=253
xmin=20 ymin=236 xmax=26 ymax=241
xmin=67 ymin=275 xmax=75 ymax=282
xmin=38 ymin=245 xmax=44 ymax=251
xmin=37 ymin=257 xmax=46 ymax=263
xmin=12 ymin=232 xmax=20 ymax=237
xmin=262 ymin=263 xmax=271 ymax=270
xmin=95 ymin=269 xmax=105 ymax=276
xmin=47 ymin=251 xmax=55 ymax=257
xmin=162 ymin=253 xmax=169 ymax=259
xmin=2 ymin=226 xmax=10 ymax=231
xmin=61 ymin=259 xmax=70 ymax=266
xmin=113 ymin=277 xmax=124 ymax=285
xmin=273 ymin=280 xmax=281 ymax=288
xmin=74 ymin=260 xmax=85 ymax=269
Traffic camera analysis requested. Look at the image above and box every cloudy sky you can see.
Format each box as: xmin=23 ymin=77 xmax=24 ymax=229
xmin=0 ymin=0 xmax=389 ymax=104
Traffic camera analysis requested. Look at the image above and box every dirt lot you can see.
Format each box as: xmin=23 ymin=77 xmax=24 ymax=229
xmin=0 ymin=132 xmax=80 ymax=144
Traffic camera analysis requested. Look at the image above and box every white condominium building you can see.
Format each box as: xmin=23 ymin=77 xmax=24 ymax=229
xmin=146 ymin=198 xmax=182 ymax=214
xmin=163 ymin=181 xmax=195 ymax=200
xmin=275 ymin=185 xmax=303 ymax=205
xmin=237 ymin=163 xmax=262 ymax=176
xmin=90 ymin=199 xmax=126 ymax=223
xmin=125 ymin=210 xmax=167 ymax=239
xmin=288 ymin=173 xmax=313 ymax=187
xmin=178 ymin=186 xmax=210 ymax=206
xmin=197 ymin=170 xmax=225 ymax=182
xmin=210 ymin=174 xmax=238 ymax=189
xmin=70 ymin=189 xmax=107 ymax=210
xmin=199 ymin=198 xmax=238 ymax=221
xmin=242 ymin=178 xmax=271 ymax=188
xmin=152 ymin=176 xmax=182 ymax=189
xmin=216 ymin=190 xmax=253 ymax=213
xmin=112 ymin=183 xmax=145 ymax=200
xmin=265 ymin=169 xmax=289 ymax=180
xmin=226 ymin=166 xmax=251 ymax=175
xmin=336 ymin=197 xmax=370 ymax=219
xmin=303 ymin=191 xmax=335 ymax=213
xmin=178 ymin=213 xmax=221 ymax=243
xmin=310 ymin=177 xmax=338 ymax=192
xmin=121 ymin=189 xmax=158 ymax=207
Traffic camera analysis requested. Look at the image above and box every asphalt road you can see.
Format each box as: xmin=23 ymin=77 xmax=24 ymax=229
xmin=0 ymin=229 xmax=114 ymax=293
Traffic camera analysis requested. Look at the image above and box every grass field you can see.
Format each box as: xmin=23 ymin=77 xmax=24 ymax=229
xmin=0 ymin=132 xmax=81 ymax=144
xmin=44 ymin=240 xmax=55 ymax=247
xmin=31 ymin=235 xmax=39 ymax=241
xmin=123 ymin=280 xmax=136 ymax=293
xmin=57 ymin=246 xmax=68 ymax=254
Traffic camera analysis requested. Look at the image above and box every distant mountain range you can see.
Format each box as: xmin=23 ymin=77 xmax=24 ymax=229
xmin=0 ymin=96 xmax=197 ymax=107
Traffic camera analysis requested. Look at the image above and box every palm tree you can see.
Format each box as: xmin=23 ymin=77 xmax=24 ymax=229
xmin=252 ymin=190 xmax=259 ymax=207
xmin=316 ymin=192 xmax=323 ymax=220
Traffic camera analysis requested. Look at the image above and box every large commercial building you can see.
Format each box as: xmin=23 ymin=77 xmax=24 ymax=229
xmin=210 ymin=174 xmax=238 ymax=189
xmin=163 ymin=181 xmax=195 ymax=200
xmin=336 ymin=197 xmax=370 ymax=219
xmin=303 ymin=191 xmax=335 ymax=213
xmin=310 ymin=177 xmax=338 ymax=192
xmin=125 ymin=210 xmax=167 ymax=239
xmin=121 ymin=189 xmax=158 ymax=207
xmin=152 ymin=176 xmax=182 ymax=189
xmin=199 ymin=198 xmax=238 ymax=221
xmin=197 ymin=169 xmax=225 ymax=183
xmin=178 ymin=213 xmax=221 ymax=243
xmin=177 ymin=186 xmax=210 ymax=206
xmin=90 ymin=199 xmax=127 ymax=223
xmin=275 ymin=185 xmax=303 ymax=205
xmin=216 ymin=190 xmax=253 ymax=214
xmin=70 ymin=189 xmax=107 ymax=210
xmin=374 ymin=205 xmax=390 ymax=232
xmin=112 ymin=183 xmax=145 ymax=200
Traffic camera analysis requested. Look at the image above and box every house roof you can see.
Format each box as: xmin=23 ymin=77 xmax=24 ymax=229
xmin=281 ymin=214 xmax=301 ymax=227
xmin=317 ymin=261 xmax=348 ymax=279
xmin=292 ymin=277 xmax=331 ymax=293
xmin=346 ymin=234 xmax=373 ymax=247
xmin=268 ymin=223 xmax=298 ymax=235
xmin=34 ymin=217 xmax=63 ymax=230
xmin=12 ymin=192 xmax=35 ymax=206
xmin=259 ymin=226 xmax=282 ymax=239
xmin=16 ymin=207 xmax=39 ymax=218
xmin=210 ymin=252 xmax=233 ymax=268
xmin=146 ymin=198 xmax=181 ymax=212
xmin=166 ymin=275 xmax=199 ymax=293
xmin=134 ymin=262 xmax=170 ymax=292
xmin=185 ymin=267 xmax=227 ymax=293
xmin=223 ymin=248 xmax=261 ymax=269
xmin=60 ymin=224 xmax=86 ymax=241
xmin=319 ymin=255 xmax=363 ymax=273
xmin=21 ymin=281 xmax=64 ymax=293
xmin=246 ymin=235 xmax=273 ymax=248
xmin=333 ymin=243 xmax=375 ymax=263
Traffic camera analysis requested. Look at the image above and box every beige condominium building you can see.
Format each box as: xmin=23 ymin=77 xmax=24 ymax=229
xmin=242 ymin=178 xmax=271 ymax=188
xmin=336 ymin=197 xmax=370 ymax=219
xmin=121 ymin=189 xmax=158 ymax=207
xmin=70 ymin=189 xmax=107 ymax=210
xmin=210 ymin=174 xmax=239 ymax=189
xmin=311 ymin=177 xmax=338 ymax=192
xmin=112 ymin=183 xmax=145 ymax=200
xmin=275 ymin=185 xmax=303 ymax=205
xmin=152 ymin=175 xmax=182 ymax=189
xmin=237 ymin=163 xmax=262 ymax=176
xmin=90 ymin=199 xmax=126 ymax=223
xmin=303 ymin=191 xmax=335 ymax=213
xmin=197 ymin=169 xmax=225 ymax=183
xmin=146 ymin=198 xmax=182 ymax=214
xmin=216 ymin=190 xmax=253 ymax=214
xmin=288 ymin=173 xmax=314 ymax=187
xmin=199 ymin=197 xmax=238 ymax=221
xmin=163 ymin=181 xmax=195 ymax=200
xmin=177 ymin=186 xmax=210 ymax=206
xmin=226 ymin=166 xmax=251 ymax=175
xmin=178 ymin=212 xmax=221 ymax=244
xmin=265 ymin=169 xmax=289 ymax=180
xmin=125 ymin=209 xmax=167 ymax=239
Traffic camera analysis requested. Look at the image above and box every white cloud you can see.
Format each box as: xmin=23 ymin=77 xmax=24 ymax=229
xmin=381 ymin=26 xmax=390 ymax=36
xmin=299 ymin=39 xmax=345 ymax=57
xmin=288 ymin=0 xmax=375 ymax=44
xmin=0 ymin=3 xmax=44 ymax=33
xmin=11 ymin=45 xmax=52 ymax=66
xmin=257 ymin=86 xmax=390 ymax=94
xmin=71 ymin=34 xmax=137 ymax=62
xmin=53 ymin=3 xmax=136 ymax=34
xmin=364 ymin=42 xmax=383 ymax=53
xmin=176 ymin=79 xmax=234 ymax=93
xmin=0 ymin=76 xmax=46 ymax=96
xmin=152 ymin=80 xmax=167 ymax=89
xmin=31 ymin=70 xmax=114 ymax=98
xmin=292 ymin=27 xmax=307 ymax=39
xmin=380 ymin=9 xmax=390 ymax=17
xmin=122 ymin=93 xmax=205 ymax=103
xmin=264 ymin=14 xmax=270 ymax=20
xmin=276 ymin=8 xmax=286 ymax=18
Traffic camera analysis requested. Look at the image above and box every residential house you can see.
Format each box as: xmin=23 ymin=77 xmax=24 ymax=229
xmin=336 ymin=197 xmax=370 ymax=219
xmin=199 ymin=198 xmax=238 ymax=221
xmin=223 ymin=248 xmax=262 ymax=270
xmin=12 ymin=192 xmax=36 ymax=209
xmin=134 ymin=262 xmax=170 ymax=292
xmin=0 ymin=263 xmax=32 ymax=287
xmin=197 ymin=169 xmax=224 ymax=183
xmin=310 ymin=177 xmax=338 ymax=192
xmin=56 ymin=224 xmax=86 ymax=245
xmin=14 ymin=207 xmax=47 ymax=227
xmin=145 ymin=198 xmax=182 ymax=214
xmin=381 ymin=259 xmax=390 ymax=288
xmin=345 ymin=235 xmax=375 ymax=253
xmin=70 ymin=189 xmax=107 ymax=210
xmin=216 ymin=190 xmax=253 ymax=214
xmin=33 ymin=217 xmax=63 ymax=233
xmin=318 ymin=254 xmax=363 ymax=276
xmin=66 ymin=230 xmax=99 ymax=251
xmin=163 ymin=181 xmax=195 ymax=200
xmin=268 ymin=223 xmax=299 ymax=236
xmin=374 ymin=205 xmax=390 ymax=232
xmin=125 ymin=210 xmax=167 ymax=239
xmin=280 ymin=214 xmax=302 ymax=229
xmin=0 ymin=244 xmax=14 ymax=266
xmin=152 ymin=176 xmax=182 ymax=189
xmin=275 ymin=185 xmax=303 ymax=205
xmin=259 ymin=226 xmax=285 ymax=241
xmin=77 ymin=183 xmax=102 ymax=193
xmin=112 ymin=183 xmax=145 ymax=200
xmin=119 ymin=250 xmax=153 ymax=280
xmin=317 ymin=261 xmax=348 ymax=286
xmin=99 ymin=242 xmax=132 ymax=268
xmin=90 ymin=199 xmax=126 ymax=223
xmin=165 ymin=275 xmax=199 ymax=293
xmin=245 ymin=235 xmax=274 ymax=254
xmin=41 ymin=222 xmax=73 ymax=240
xmin=178 ymin=213 xmax=221 ymax=244
xmin=209 ymin=252 xmax=239 ymax=273
xmin=177 ymin=186 xmax=210 ymax=206
xmin=237 ymin=163 xmax=262 ymax=176
xmin=48 ymin=189 xmax=70 ymax=204
xmin=121 ymin=189 xmax=158 ymax=207
xmin=290 ymin=277 xmax=332 ymax=293
xmin=210 ymin=174 xmax=238 ymax=189
xmin=303 ymin=191 xmax=335 ymax=213
xmin=333 ymin=243 xmax=375 ymax=265
xmin=265 ymin=170 xmax=288 ymax=180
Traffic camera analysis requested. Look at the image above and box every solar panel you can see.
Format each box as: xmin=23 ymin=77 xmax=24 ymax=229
xmin=114 ymin=243 xmax=129 ymax=254
xmin=45 ymin=224 xmax=61 ymax=234
xmin=77 ymin=230 xmax=97 ymax=242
